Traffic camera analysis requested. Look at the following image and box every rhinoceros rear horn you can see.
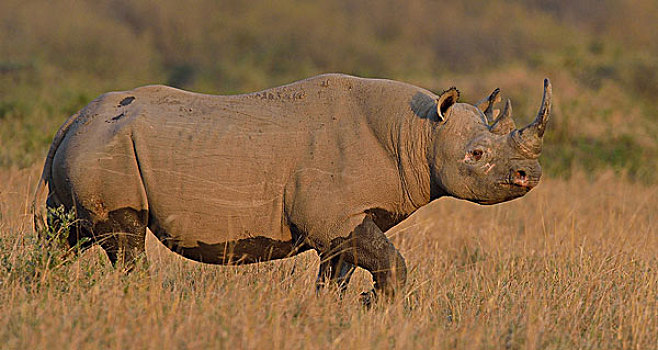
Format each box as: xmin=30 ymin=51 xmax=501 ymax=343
xmin=436 ymin=87 xmax=460 ymax=122
xmin=511 ymin=78 xmax=552 ymax=158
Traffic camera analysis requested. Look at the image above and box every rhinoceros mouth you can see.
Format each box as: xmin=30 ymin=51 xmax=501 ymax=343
xmin=496 ymin=178 xmax=538 ymax=196
xmin=470 ymin=181 xmax=536 ymax=204
xmin=502 ymin=173 xmax=540 ymax=189
xmin=505 ymin=179 xmax=539 ymax=190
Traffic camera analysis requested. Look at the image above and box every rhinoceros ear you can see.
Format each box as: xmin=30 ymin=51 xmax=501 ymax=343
xmin=436 ymin=87 xmax=460 ymax=122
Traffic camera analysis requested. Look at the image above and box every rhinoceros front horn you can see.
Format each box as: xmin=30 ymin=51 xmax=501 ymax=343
xmin=510 ymin=79 xmax=552 ymax=159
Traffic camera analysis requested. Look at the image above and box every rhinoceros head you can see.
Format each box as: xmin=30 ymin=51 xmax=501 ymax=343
xmin=430 ymin=79 xmax=552 ymax=205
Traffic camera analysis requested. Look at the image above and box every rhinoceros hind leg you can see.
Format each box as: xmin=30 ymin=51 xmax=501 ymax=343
xmin=93 ymin=208 xmax=148 ymax=272
xmin=327 ymin=216 xmax=407 ymax=301
xmin=315 ymin=253 xmax=356 ymax=295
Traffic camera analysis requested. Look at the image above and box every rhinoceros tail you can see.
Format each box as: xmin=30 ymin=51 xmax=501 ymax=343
xmin=32 ymin=110 xmax=82 ymax=235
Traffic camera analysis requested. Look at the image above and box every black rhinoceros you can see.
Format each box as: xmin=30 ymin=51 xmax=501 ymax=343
xmin=33 ymin=74 xmax=551 ymax=299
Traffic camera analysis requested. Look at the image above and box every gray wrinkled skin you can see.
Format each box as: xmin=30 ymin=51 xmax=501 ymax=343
xmin=33 ymin=73 xmax=551 ymax=300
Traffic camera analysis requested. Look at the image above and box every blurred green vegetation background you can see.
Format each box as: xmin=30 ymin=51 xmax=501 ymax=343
xmin=1 ymin=0 xmax=656 ymax=182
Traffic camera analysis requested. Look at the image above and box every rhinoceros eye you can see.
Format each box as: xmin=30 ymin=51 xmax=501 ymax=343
xmin=471 ymin=148 xmax=484 ymax=161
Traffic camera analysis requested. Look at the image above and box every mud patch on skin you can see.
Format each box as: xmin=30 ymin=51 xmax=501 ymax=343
xmin=148 ymin=215 xmax=311 ymax=264
xmin=177 ymin=237 xmax=312 ymax=264
xmin=90 ymin=196 xmax=109 ymax=221
xmin=93 ymin=208 xmax=148 ymax=234
xmin=364 ymin=208 xmax=409 ymax=232
xmin=325 ymin=216 xmax=407 ymax=295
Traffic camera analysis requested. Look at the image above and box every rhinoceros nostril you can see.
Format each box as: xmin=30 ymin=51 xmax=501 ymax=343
xmin=511 ymin=169 xmax=532 ymax=188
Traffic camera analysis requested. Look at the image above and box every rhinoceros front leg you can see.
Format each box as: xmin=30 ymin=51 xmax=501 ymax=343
xmin=315 ymin=253 xmax=356 ymax=295
xmin=324 ymin=215 xmax=407 ymax=302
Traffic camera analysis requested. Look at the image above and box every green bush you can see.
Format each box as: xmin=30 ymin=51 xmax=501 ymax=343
xmin=1 ymin=206 xmax=87 ymax=287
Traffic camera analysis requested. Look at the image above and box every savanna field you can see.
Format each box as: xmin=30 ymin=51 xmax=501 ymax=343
xmin=1 ymin=0 xmax=657 ymax=349
xmin=1 ymin=167 xmax=656 ymax=349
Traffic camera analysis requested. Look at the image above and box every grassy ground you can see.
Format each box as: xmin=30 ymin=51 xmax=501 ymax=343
xmin=0 ymin=165 xmax=655 ymax=349
xmin=1 ymin=1 xmax=657 ymax=348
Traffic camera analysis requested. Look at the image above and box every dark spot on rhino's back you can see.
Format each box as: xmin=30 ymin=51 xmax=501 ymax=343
xmin=118 ymin=96 xmax=135 ymax=107
xmin=110 ymin=112 xmax=125 ymax=121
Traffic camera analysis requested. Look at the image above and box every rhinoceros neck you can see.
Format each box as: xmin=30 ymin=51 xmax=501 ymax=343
xmin=394 ymin=109 xmax=434 ymax=213
xmin=356 ymin=79 xmax=436 ymax=214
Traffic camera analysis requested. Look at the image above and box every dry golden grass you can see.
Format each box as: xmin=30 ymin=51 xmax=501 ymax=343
xmin=0 ymin=165 xmax=655 ymax=349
